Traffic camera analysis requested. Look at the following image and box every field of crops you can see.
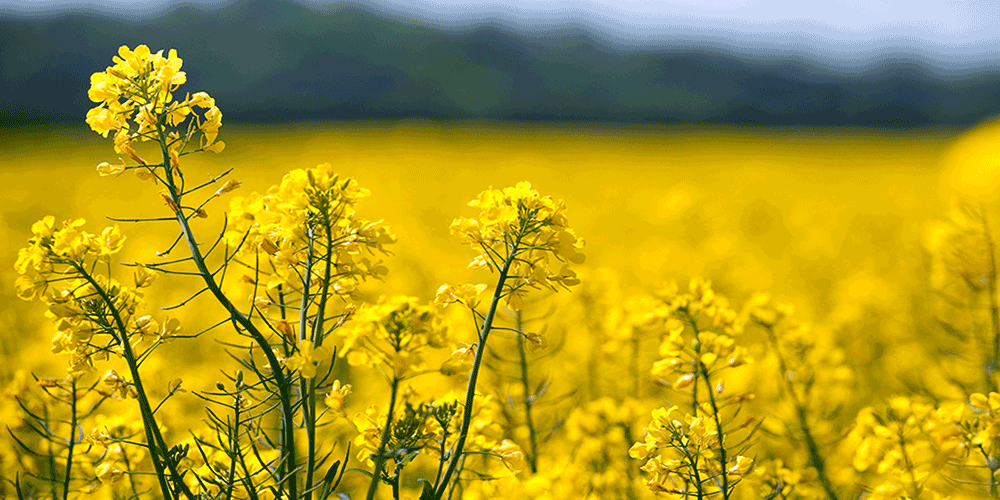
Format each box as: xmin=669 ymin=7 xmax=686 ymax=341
xmin=5 ymin=108 xmax=1000 ymax=499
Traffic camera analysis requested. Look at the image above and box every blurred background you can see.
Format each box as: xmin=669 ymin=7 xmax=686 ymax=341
xmin=4 ymin=0 xmax=1000 ymax=379
xmin=4 ymin=0 xmax=1000 ymax=127
xmin=6 ymin=0 xmax=1000 ymax=331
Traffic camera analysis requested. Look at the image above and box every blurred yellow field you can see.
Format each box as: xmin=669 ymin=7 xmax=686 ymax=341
xmin=6 ymin=113 xmax=1000 ymax=499
xmin=0 ymin=121 xmax=963 ymax=298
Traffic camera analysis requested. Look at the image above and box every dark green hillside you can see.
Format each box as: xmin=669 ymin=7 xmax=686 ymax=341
xmin=2 ymin=0 xmax=999 ymax=126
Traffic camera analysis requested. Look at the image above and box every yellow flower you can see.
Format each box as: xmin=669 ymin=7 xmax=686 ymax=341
xmin=494 ymin=440 xmax=527 ymax=474
xmin=672 ymin=373 xmax=695 ymax=390
xmin=96 ymin=224 xmax=126 ymax=256
xmin=324 ymin=380 xmax=352 ymax=417
xmin=96 ymin=162 xmax=126 ymax=176
xmin=14 ymin=274 xmax=47 ymax=301
xmin=728 ymin=455 xmax=753 ymax=476
xmin=214 ymin=179 xmax=242 ymax=197
xmin=85 ymin=107 xmax=120 ymax=137
xmin=451 ymin=182 xmax=584 ymax=309
xmin=628 ymin=440 xmax=656 ymax=460
xmin=133 ymin=264 xmax=158 ymax=288
xmin=188 ymin=91 xmax=215 ymax=108
xmin=51 ymin=218 xmax=92 ymax=260
xmin=159 ymin=317 xmax=182 ymax=341
xmin=88 ymin=45 xmax=223 ymax=158
xmin=285 ymin=340 xmax=331 ymax=379
xmin=201 ymin=106 xmax=223 ymax=144
xmin=440 ymin=345 xmax=475 ymax=376
xmin=434 ymin=283 xmax=488 ymax=309
xmin=971 ymin=392 xmax=1000 ymax=412
xmin=94 ymin=462 xmax=124 ymax=484
xmin=202 ymin=140 xmax=226 ymax=153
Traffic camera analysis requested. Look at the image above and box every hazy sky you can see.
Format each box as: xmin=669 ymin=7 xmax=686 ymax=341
xmin=4 ymin=0 xmax=1000 ymax=48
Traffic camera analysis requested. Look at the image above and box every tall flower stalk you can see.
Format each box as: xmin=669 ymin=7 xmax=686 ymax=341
xmin=79 ymin=44 xmax=392 ymax=499
xmin=631 ymin=279 xmax=755 ymax=498
xmin=432 ymin=182 xmax=584 ymax=498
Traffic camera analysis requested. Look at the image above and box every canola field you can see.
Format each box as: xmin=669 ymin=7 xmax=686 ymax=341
xmin=7 ymin=94 xmax=1000 ymax=499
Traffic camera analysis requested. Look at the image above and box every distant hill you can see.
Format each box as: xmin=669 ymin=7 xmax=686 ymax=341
xmin=3 ymin=0 xmax=1000 ymax=127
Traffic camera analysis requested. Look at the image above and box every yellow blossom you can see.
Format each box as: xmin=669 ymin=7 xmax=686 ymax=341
xmin=324 ymin=380 xmax=352 ymax=417
xmin=285 ymin=340 xmax=331 ymax=379
xmin=94 ymin=462 xmax=124 ymax=484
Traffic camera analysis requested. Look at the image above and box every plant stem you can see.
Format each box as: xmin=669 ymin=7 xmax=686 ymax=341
xmin=764 ymin=326 xmax=839 ymax=500
xmin=698 ymin=361 xmax=729 ymax=500
xmin=433 ymin=252 xmax=515 ymax=500
xmin=390 ymin=469 xmax=401 ymax=500
xmin=305 ymin=218 xmax=337 ymax=500
xmin=898 ymin=430 xmax=921 ymax=498
xmin=514 ymin=311 xmax=539 ymax=473
xmin=300 ymin=226 xmax=317 ymax=500
xmin=158 ymin=138 xmax=298 ymax=500
xmin=61 ymin=379 xmax=77 ymax=500
xmin=224 ymin=393 xmax=241 ymax=500
xmin=689 ymin=317 xmax=728 ymax=500
xmin=366 ymin=377 xmax=401 ymax=500
xmin=74 ymin=264 xmax=179 ymax=500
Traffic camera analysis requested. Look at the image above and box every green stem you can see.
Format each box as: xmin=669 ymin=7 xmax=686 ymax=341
xmin=433 ymin=250 xmax=516 ymax=500
xmin=61 ymin=379 xmax=77 ymax=500
xmin=764 ymin=326 xmax=839 ymax=500
xmin=305 ymin=217 xmax=337 ymax=500
xmin=73 ymin=264 xmax=179 ymax=500
xmin=981 ymin=445 xmax=999 ymax=498
xmin=689 ymin=315 xmax=727 ymax=499
xmin=697 ymin=361 xmax=729 ymax=500
xmin=622 ymin=422 xmax=637 ymax=500
xmin=223 ymin=393 xmax=241 ymax=500
xmin=156 ymin=129 xmax=299 ymax=500
xmin=390 ymin=468 xmax=401 ymax=500
xmin=898 ymin=430 xmax=921 ymax=497
xmin=43 ymin=404 xmax=55 ymax=500
xmin=366 ymin=377 xmax=401 ymax=500
xmin=514 ymin=311 xmax=538 ymax=474
xmin=300 ymin=226 xmax=317 ymax=500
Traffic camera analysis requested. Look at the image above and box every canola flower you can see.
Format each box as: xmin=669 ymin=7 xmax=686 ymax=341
xmin=628 ymin=278 xmax=756 ymax=499
xmin=747 ymin=294 xmax=854 ymax=499
xmin=430 ymin=181 xmax=584 ymax=500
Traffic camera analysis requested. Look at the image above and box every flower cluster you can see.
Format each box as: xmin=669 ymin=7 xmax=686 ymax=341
xmin=647 ymin=278 xmax=751 ymax=398
xmin=748 ymin=459 xmax=828 ymax=500
xmin=86 ymin=44 xmax=224 ymax=155
xmin=746 ymin=294 xmax=855 ymax=498
xmin=16 ymin=216 xmax=125 ymax=279
xmin=558 ymin=398 xmax=649 ymax=498
xmin=15 ymin=217 xmax=171 ymax=377
xmin=623 ymin=278 xmax=757 ymax=498
xmin=968 ymin=392 xmax=1000 ymax=450
xmin=226 ymin=163 xmax=394 ymax=304
xmin=849 ymin=396 xmax=967 ymax=497
xmin=629 ymin=405 xmax=753 ymax=495
xmin=352 ymin=392 xmax=508 ymax=471
xmin=336 ymin=295 xmax=449 ymax=377
xmin=449 ymin=182 xmax=584 ymax=309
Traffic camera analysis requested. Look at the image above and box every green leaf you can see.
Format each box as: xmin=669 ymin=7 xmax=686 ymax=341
xmin=419 ymin=480 xmax=435 ymax=500
xmin=322 ymin=460 xmax=341 ymax=484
